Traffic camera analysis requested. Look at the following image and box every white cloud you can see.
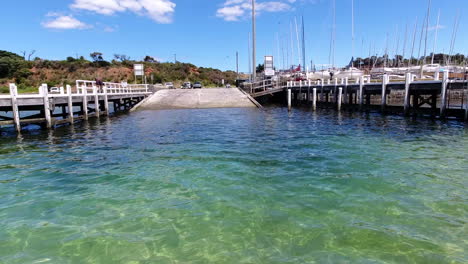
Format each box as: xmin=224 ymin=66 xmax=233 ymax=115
xmin=42 ymin=14 xmax=91 ymax=29
xmin=216 ymin=0 xmax=292 ymax=21
xmin=71 ymin=0 xmax=176 ymax=24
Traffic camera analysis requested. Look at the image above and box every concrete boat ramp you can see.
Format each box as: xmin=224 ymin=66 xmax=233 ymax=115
xmin=137 ymin=88 xmax=258 ymax=110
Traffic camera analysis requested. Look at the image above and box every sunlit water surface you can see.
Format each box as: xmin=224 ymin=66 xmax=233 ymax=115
xmin=0 ymin=107 xmax=467 ymax=263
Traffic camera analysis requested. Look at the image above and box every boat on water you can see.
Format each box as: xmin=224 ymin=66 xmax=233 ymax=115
xmin=307 ymin=67 xmax=364 ymax=80
xmin=370 ymin=63 xmax=466 ymax=79
xmin=334 ymin=67 xmax=365 ymax=79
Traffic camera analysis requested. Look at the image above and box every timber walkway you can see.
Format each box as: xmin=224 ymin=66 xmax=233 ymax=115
xmin=0 ymin=81 xmax=154 ymax=133
xmin=246 ymin=72 xmax=468 ymax=121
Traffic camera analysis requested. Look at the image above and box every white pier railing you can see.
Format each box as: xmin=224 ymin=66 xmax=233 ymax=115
xmin=76 ymin=80 xmax=150 ymax=95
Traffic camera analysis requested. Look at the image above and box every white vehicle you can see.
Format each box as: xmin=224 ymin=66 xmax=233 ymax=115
xmin=165 ymin=82 xmax=174 ymax=89
xmin=49 ymin=87 xmax=60 ymax=93
xmin=182 ymin=82 xmax=192 ymax=89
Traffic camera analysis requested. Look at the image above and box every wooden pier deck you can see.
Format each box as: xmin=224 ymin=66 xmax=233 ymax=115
xmin=248 ymin=72 xmax=468 ymax=121
xmin=0 ymin=81 xmax=154 ymax=133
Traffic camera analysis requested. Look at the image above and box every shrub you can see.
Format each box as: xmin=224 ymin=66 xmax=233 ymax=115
xmin=0 ymin=86 xmax=9 ymax=93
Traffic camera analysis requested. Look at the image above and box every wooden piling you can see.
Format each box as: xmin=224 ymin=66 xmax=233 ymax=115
xmin=465 ymin=88 xmax=468 ymax=121
xmin=103 ymin=85 xmax=109 ymax=115
xmin=9 ymin=84 xmax=21 ymax=132
xmin=82 ymin=85 xmax=88 ymax=120
xmin=41 ymin=84 xmax=52 ymax=129
xmin=312 ymin=88 xmax=317 ymax=110
xmin=320 ymin=79 xmax=324 ymax=102
xmin=287 ymin=89 xmax=292 ymax=111
xmin=66 ymin=85 xmax=74 ymax=123
xmin=381 ymin=74 xmax=388 ymax=112
xmin=440 ymin=70 xmax=449 ymax=118
xmin=337 ymin=87 xmax=342 ymax=111
xmin=93 ymin=85 xmax=100 ymax=117
xmin=404 ymin=73 xmax=412 ymax=115
xmin=359 ymin=76 xmax=364 ymax=110
xmin=344 ymin=77 xmax=349 ymax=104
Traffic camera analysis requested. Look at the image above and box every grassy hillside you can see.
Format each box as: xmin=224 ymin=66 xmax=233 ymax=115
xmin=0 ymin=50 xmax=238 ymax=93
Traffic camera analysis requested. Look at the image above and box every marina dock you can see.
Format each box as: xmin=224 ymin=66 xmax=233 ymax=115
xmin=247 ymin=72 xmax=468 ymax=121
xmin=0 ymin=81 xmax=153 ymax=133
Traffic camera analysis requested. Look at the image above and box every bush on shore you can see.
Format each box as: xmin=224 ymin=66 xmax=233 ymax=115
xmin=0 ymin=50 xmax=238 ymax=93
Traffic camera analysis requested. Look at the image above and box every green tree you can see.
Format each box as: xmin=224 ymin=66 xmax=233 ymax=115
xmin=256 ymin=64 xmax=264 ymax=73
xmin=90 ymin=52 xmax=104 ymax=62
xmin=0 ymin=50 xmax=25 ymax=78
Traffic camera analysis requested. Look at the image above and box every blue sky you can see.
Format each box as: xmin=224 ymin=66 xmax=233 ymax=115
xmin=0 ymin=0 xmax=467 ymax=72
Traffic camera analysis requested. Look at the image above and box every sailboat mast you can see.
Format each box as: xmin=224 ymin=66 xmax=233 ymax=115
xmin=384 ymin=33 xmax=389 ymax=68
xmin=328 ymin=0 xmax=336 ymax=69
xmin=302 ymin=16 xmax=306 ymax=71
xmin=252 ymin=0 xmax=256 ymax=81
xmin=282 ymin=37 xmax=286 ymax=71
xmin=248 ymin=33 xmax=251 ymax=77
xmin=295 ymin=17 xmax=301 ymax=67
xmin=410 ymin=17 xmax=418 ymax=67
xmin=351 ymin=0 xmax=355 ymax=69
xmin=402 ymin=23 xmax=408 ymax=65
xmin=448 ymin=10 xmax=460 ymax=65
xmin=290 ymin=21 xmax=295 ymax=69
xmin=431 ymin=9 xmax=440 ymax=65
xmin=395 ymin=25 xmax=400 ymax=67
xmin=421 ymin=0 xmax=432 ymax=78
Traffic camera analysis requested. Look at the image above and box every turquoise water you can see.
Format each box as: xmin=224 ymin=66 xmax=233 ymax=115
xmin=0 ymin=107 xmax=467 ymax=263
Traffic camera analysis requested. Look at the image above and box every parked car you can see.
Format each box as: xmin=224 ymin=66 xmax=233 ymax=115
xmin=165 ymin=82 xmax=174 ymax=89
xmin=182 ymin=82 xmax=192 ymax=89
xmin=193 ymin=82 xmax=202 ymax=89
xmin=49 ymin=87 xmax=60 ymax=93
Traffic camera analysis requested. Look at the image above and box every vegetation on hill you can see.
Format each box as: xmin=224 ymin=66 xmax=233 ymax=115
xmin=353 ymin=53 xmax=466 ymax=69
xmin=0 ymin=50 xmax=238 ymax=93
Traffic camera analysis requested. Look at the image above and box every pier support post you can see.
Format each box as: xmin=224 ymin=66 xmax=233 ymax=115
xmin=82 ymin=84 xmax=88 ymax=120
xmin=359 ymin=76 xmax=364 ymax=111
xmin=440 ymin=70 xmax=449 ymax=118
xmin=334 ymin=78 xmax=338 ymax=102
xmin=381 ymin=74 xmax=389 ymax=112
xmin=93 ymin=85 xmax=100 ymax=117
xmin=287 ymin=89 xmax=292 ymax=111
xmin=9 ymin=84 xmax=21 ymax=133
xmin=404 ymin=73 xmax=412 ymax=116
xmin=41 ymin=84 xmax=52 ymax=129
xmin=337 ymin=87 xmax=343 ymax=111
xmin=103 ymin=85 xmax=109 ymax=116
xmin=320 ymin=79 xmax=324 ymax=102
xmin=465 ymin=88 xmax=468 ymax=121
xmin=312 ymin=88 xmax=317 ymax=110
xmin=66 ymin=85 xmax=74 ymax=123
xmin=343 ymin=77 xmax=349 ymax=105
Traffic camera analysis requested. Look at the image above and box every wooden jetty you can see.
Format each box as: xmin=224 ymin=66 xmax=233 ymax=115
xmin=0 ymin=81 xmax=154 ymax=133
xmin=247 ymin=71 xmax=468 ymax=121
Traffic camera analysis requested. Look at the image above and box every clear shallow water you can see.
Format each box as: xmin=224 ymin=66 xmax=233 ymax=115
xmin=0 ymin=107 xmax=467 ymax=264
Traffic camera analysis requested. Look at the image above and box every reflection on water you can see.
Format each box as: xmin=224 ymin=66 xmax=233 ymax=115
xmin=0 ymin=107 xmax=467 ymax=263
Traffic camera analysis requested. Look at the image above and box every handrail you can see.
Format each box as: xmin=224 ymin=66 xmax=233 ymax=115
xmin=76 ymin=80 xmax=151 ymax=95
